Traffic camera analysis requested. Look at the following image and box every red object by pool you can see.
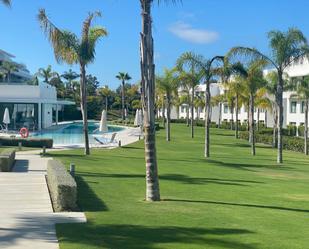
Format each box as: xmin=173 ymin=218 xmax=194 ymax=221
xmin=20 ymin=127 xmax=29 ymax=138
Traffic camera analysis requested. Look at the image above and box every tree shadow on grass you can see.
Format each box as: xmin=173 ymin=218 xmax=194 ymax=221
xmin=205 ymin=159 xmax=296 ymax=172
xmin=77 ymin=172 xmax=263 ymax=187
xmin=164 ymin=199 xmax=309 ymax=213
xmin=57 ymin=224 xmax=257 ymax=249
xmin=75 ymin=176 xmax=108 ymax=212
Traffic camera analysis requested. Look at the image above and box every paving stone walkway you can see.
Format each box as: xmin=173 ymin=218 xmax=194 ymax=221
xmin=0 ymin=152 xmax=86 ymax=249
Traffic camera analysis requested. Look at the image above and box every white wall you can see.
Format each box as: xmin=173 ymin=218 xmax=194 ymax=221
xmin=0 ymin=83 xmax=57 ymax=102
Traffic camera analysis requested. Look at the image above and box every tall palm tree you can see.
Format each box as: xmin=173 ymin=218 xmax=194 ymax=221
xmin=140 ymin=0 xmax=181 ymax=202
xmin=177 ymin=53 xmax=204 ymax=139
xmin=156 ymin=68 xmax=178 ymax=141
xmin=176 ymin=52 xmax=222 ymax=156
xmin=227 ymin=28 xmax=309 ymax=163
xmin=116 ymin=72 xmax=131 ymax=120
xmin=237 ymin=60 xmax=267 ymax=155
xmin=36 ymin=65 xmax=58 ymax=84
xmin=295 ymin=76 xmax=309 ymax=155
xmin=226 ymin=77 xmax=245 ymax=138
xmin=38 ymin=9 xmax=107 ymax=155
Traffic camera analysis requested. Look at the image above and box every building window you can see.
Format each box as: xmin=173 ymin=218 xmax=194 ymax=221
xmin=260 ymin=109 xmax=265 ymax=113
xmin=301 ymin=101 xmax=305 ymax=113
xmin=290 ymin=101 xmax=297 ymax=113
xmin=181 ymin=106 xmax=185 ymax=113
xmin=224 ymin=104 xmax=228 ymax=113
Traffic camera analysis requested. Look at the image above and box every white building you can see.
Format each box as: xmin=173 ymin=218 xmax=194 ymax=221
xmin=159 ymin=58 xmax=309 ymax=129
xmin=0 ymin=50 xmax=74 ymax=131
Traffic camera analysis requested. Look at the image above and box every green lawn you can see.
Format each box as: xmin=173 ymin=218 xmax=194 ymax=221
xmin=52 ymin=124 xmax=309 ymax=249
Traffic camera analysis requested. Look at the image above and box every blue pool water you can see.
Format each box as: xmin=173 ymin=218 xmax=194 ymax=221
xmin=33 ymin=122 xmax=123 ymax=145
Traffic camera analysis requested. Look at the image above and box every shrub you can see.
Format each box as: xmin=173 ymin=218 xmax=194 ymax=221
xmin=239 ymin=131 xmax=304 ymax=153
xmin=286 ymin=125 xmax=297 ymax=136
xmin=220 ymin=121 xmax=231 ymax=130
xmin=0 ymin=149 xmax=16 ymax=172
xmin=298 ymin=125 xmax=305 ymax=137
xmin=257 ymin=128 xmax=273 ymax=135
xmin=47 ymin=160 xmax=77 ymax=212
xmin=0 ymin=137 xmax=53 ymax=148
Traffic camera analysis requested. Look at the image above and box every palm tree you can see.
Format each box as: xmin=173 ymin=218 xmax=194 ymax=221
xmin=226 ymin=77 xmax=245 ymax=138
xmin=294 ymin=76 xmax=309 ymax=155
xmin=177 ymin=53 xmax=204 ymax=139
xmin=61 ymin=69 xmax=80 ymax=92
xmin=99 ymin=85 xmax=112 ymax=112
xmin=176 ymin=52 xmax=223 ymax=156
xmin=228 ymin=28 xmax=309 ymax=163
xmin=36 ymin=65 xmax=58 ymax=84
xmin=1 ymin=61 xmax=19 ymax=82
xmin=156 ymin=68 xmax=179 ymax=141
xmin=116 ymin=72 xmax=131 ymax=120
xmin=38 ymin=9 xmax=107 ymax=155
xmin=236 ymin=60 xmax=268 ymax=155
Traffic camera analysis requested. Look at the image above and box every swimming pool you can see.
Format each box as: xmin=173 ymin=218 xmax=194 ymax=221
xmin=33 ymin=122 xmax=124 ymax=146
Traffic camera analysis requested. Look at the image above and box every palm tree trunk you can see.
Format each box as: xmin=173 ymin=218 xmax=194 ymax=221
xmin=105 ymin=96 xmax=108 ymax=112
xmin=162 ymin=104 xmax=166 ymax=128
xmin=140 ymin=0 xmax=160 ymax=201
xmin=247 ymin=102 xmax=250 ymax=132
xmin=186 ymin=104 xmax=190 ymax=127
xmin=205 ymin=84 xmax=211 ymax=157
xmin=218 ymin=103 xmax=222 ymax=128
xmin=305 ymin=99 xmax=308 ymax=155
xmin=277 ymin=74 xmax=284 ymax=163
xmin=230 ymin=105 xmax=234 ymax=130
xmin=272 ymin=107 xmax=278 ymax=148
xmin=235 ymin=94 xmax=239 ymax=139
xmin=265 ymin=109 xmax=268 ymax=127
xmin=80 ymin=63 xmax=90 ymax=155
xmin=257 ymin=108 xmax=260 ymax=131
xmin=121 ymin=80 xmax=125 ymax=120
xmin=166 ymin=94 xmax=171 ymax=142
xmin=249 ymin=93 xmax=256 ymax=156
xmin=191 ymin=88 xmax=194 ymax=138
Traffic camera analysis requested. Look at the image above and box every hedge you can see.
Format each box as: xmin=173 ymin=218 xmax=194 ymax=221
xmin=0 ymin=149 xmax=16 ymax=172
xmin=47 ymin=160 xmax=77 ymax=212
xmin=0 ymin=137 xmax=53 ymax=148
xmin=239 ymin=131 xmax=305 ymax=153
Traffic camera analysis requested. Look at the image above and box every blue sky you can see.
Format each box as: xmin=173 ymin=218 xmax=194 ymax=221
xmin=1 ymin=0 xmax=309 ymax=89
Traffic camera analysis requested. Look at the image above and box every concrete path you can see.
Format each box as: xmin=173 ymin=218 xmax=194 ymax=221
xmin=0 ymin=152 xmax=86 ymax=249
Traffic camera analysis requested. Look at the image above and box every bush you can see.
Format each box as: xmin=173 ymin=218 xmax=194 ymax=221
xmin=286 ymin=125 xmax=297 ymax=136
xmin=0 ymin=137 xmax=53 ymax=148
xmin=257 ymin=128 xmax=273 ymax=135
xmin=298 ymin=125 xmax=305 ymax=137
xmin=47 ymin=160 xmax=77 ymax=212
xmin=239 ymin=131 xmax=304 ymax=153
xmin=0 ymin=149 xmax=16 ymax=172
xmin=220 ymin=121 xmax=231 ymax=130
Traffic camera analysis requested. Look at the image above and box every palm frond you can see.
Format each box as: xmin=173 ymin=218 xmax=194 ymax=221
xmin=37 ymin=9 xmax=79 ymax=64
xmin=227 ymin=47 xmax=276 ymax=69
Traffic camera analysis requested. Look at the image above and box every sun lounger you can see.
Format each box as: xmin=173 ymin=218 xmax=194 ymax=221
xmin=94 ymin=133 xmax=117 ymax=145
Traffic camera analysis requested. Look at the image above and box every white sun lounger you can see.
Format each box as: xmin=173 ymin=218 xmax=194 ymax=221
xmin=94 ymin=133 xmax=117 ymax=145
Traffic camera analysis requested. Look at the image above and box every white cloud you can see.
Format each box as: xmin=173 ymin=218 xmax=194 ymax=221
xmin=169 ymin=22 xmax=219 ymax=44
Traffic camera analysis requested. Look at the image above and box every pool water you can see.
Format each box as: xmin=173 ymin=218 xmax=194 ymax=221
xmin=33 ymin=122 xmax=123 ymax=145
